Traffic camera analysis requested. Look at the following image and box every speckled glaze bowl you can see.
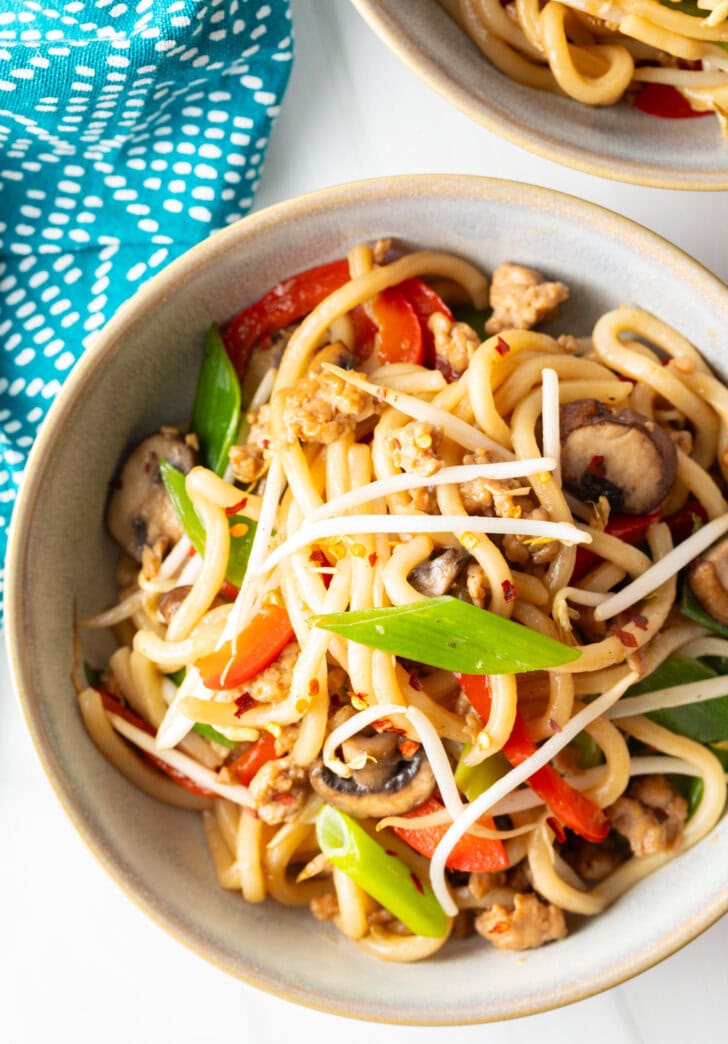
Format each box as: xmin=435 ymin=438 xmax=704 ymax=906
xmin=6 ymin=176 xmax=728 ymax=1024
xmin=352 ymin=0 xmax=728 ymax=190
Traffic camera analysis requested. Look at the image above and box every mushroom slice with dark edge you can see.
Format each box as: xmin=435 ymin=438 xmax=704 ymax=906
xmin=409 ymin=547 xmax=471 ymax=598
xmin=107 ymin=431 xmax=196 ymax=561
xmin=309 ymin=731 xmax=435 ymax=818
xmin=689 ymin=535 xmax=728 ymax=626
xmin=560 ymin=399 xmax=677 ymax=514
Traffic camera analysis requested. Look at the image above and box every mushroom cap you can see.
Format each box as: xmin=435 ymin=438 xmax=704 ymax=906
xmin=308 ymin=746 xmax=436 ymax=819
xmin=107 ymin=431 xmax=195 ymax=561
xmin=689 ymin=535 xmax=728 ymax=626
xmin=560 ymin=399 xmax=677 ymax=514
xmin=408 ymin=547 xmax=471 ymax=598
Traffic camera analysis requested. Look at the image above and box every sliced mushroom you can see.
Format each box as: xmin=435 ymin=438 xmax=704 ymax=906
xmin=240 ymin=324 xmax=293 ymax=406
xmin=158 ymin=584 xmax=193 ymax=625
xmin=309 ymin=739 xmax=435 ymax=819
xmin=689 ymin=535 xmax=728 ymax=626
xmin=107 ymin=431 xmax=196 ymax=561
xmin=409 ymin=547 xmax=471 ymax=598
xmin=309 ymin=341 xmax=357 ymax=373
xmin=560 ymin=399 xmax=677 ymax=514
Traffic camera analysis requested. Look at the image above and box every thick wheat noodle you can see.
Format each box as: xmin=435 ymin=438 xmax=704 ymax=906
xmin=496 ymin=355 xmax=614 ymax=418
xmin=592 ymin=308 xmax=718 ymax=468
xmin=166 ymin=491 xmax=229 ymax=642
xmin=676 ymin=450 xmax=727 ymax=519
xmin=453 ymin=0 xmax=728 ymax=123
xmin=237 ymin=807 xmax=268 ymax=902
xmin=265 ymin=822 xmax=331 ymax=906
xmin=355 ymin=921 xmax=453 ymax=962
xmin=133 ymin=604 xmax=231 ymax=671
xmin=333 ymin=869 xmax=371 ymax=940
xmin=202 ymin=810 xmax=241 ymax=888
xmin=581 ymin=712 xmax=632 ymax=807
xmin=84 ymin=246 xmax=728 ymax=963
xmin=468 ymin=332 xmax=564 ymax=446
xmin=78 ymin=687 xmax=211 ymax=811
xmin=275 ymin=251 xmax=489 ymax=391
xmin=459 ymin=0 xmax=562 ymax=90
xmin=435 ymin=473 xmax=516 ymax=619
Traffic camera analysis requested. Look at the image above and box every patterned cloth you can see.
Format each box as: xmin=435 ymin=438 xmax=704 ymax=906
xmin=0 ymin=0 xmax=293 ymax=619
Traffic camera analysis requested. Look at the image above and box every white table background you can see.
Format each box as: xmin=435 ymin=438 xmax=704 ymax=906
xmin=4 ymin=1 xmax=728 ymax=1040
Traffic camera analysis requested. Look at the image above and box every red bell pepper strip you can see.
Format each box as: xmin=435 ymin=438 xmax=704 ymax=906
xmin=371 ymin=285 xmax=424 ymax=365
xmin=634 ymin=84 xmax=711 ymax=119
xmin=457 ymin=675 xmax=609 ymax=843
xmin=228 ymin=730 xmax=277 ymax=786
xmin=571 ymin=507 xmax=662 ymax=583
xmin=196 ymin=603 xmax=294 ymax=690
xmin=397 ymin=278 xmax=453 ymax=369
xmin=223 ymin=258 xmax=351 ymax=376
xmin=392 ymin=795 xmax=509 ymax=872
xmin=97 ymin=690 xmax=218 ymax=798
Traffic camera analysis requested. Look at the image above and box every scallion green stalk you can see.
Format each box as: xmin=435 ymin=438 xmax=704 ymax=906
xmin=316 ymin=805 xmax=449 ymax=938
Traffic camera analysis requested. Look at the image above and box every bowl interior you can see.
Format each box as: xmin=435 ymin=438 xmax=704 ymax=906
xmin=353 ymin=0 xmax=728 ymax=189
xmin=7 ymin=176 xmax=728 ymax=1024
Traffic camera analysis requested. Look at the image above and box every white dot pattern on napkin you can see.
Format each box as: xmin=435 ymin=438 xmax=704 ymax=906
xmin=0 ymin=0 xmax=293 ymax=616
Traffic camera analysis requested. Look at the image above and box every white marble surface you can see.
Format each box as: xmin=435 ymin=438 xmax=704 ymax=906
xmin=4 ymin=1 xmax=728 ymax=1040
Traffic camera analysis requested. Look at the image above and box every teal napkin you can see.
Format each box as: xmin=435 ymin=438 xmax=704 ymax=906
xmin=0 ymin=0 xmax=293 ymax=619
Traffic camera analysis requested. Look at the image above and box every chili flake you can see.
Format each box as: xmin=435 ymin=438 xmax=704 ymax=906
xmin=234 ymin=692 xmax=256 ymax=718
xmin=502 ymin=579 xmax=518 ymax=603
xmin=225 ymin=496 xmax=248 ymax=517
xmin=495 ymin=336 xmax=510 ymax=357
xmin=399 ymin=738 xmax=420 ymax=759
xmin=609 ymin=624 xmax=638 ymax=648
xmin=588 ymin=455 xmax=606 ymax=478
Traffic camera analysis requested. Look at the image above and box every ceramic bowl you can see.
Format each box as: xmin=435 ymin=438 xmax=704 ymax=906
xmin=6 ymin=176 xmax=728 ymax=1024
xmin=352 ymin=0 xmax=728 ymax=190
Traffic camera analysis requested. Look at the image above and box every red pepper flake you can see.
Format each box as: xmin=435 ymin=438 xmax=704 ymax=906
xmin=588 ymin=455 xmax=606 ymax=478
xmin=385 ymin=849 xmax=398 ymax=858
xmin=408 ymin=672 xmax=423 ymax=691
xmin=371 ymin=717 xmax=407 ymax=736
xmin=272 ymin=792 xmax=297 ymax=805
xmin=501 ymin=579 xmax=518 ymax=603
xmin=187 ymin=547 xmax=196 ymax=559
xmin=410 ymin=871 xmax=424 ymax=895
xmin=308 ymin=678 xmax=320 ymax=697
xmin=234 ymin=692 xmax=256 ymax=718
xmin=609 ymin=624 xmax=638 ymax=648
xmin=630 ymin=612 xmax=649 ymax=631
xmin=399 ymin=738 xmax=420 ymax=759
xmin=495 ymin=336 xmax=510 ymax=356
xmin=392 ymin=438 xmax=401 ymax=450
xmin=225 ymin=496 xmax=248 ymax=517
xmin=368 ymin=552 xmax=378 ymax=567
xmin=261 ymin=438 xmax=270 ymax=450
xmin=548 ymin=718 xmax=562 ymax=733
xmin=244 ymin=806 xmax=259 ymax=819
xmin=489 ymin=921 xmax=510 ymax=935
xmin=547 ymin=816 xmax=567 ymax=844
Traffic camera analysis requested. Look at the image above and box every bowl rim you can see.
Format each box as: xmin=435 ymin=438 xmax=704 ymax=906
xmin=351 ymin=0 xmax=728 ymax=192
xmin=5 ymin=173 xmax=728 ymax=1024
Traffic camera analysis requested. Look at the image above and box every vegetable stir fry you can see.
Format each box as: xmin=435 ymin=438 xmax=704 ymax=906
xmin=80 ymin=240 xmax=728 ymax=962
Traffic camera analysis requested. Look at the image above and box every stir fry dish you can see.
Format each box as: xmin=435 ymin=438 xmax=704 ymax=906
xmin=442 ymin=0 xmax=728 ymax=129
xmin=80 ymin=239 xmax=728 ymax=963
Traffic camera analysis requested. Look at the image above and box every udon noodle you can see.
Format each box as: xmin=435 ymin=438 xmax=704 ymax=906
xmin=80 ymin=240 xmax=728 ymax=961
xmin=440 ymin=0 xmax=728 ymax=130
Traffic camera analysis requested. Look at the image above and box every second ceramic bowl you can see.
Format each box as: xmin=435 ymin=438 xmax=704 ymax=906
xmin=353 ymin=0 xmax=728 ymax=190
